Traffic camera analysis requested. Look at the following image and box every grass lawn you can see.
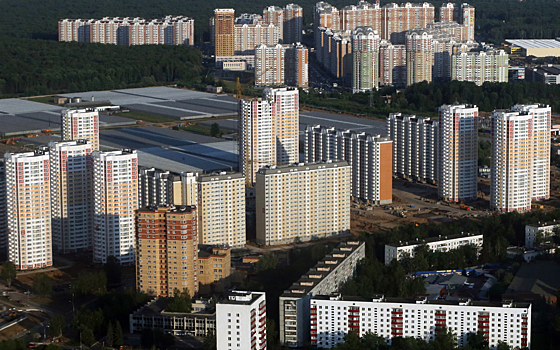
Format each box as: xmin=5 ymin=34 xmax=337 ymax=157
xmin=116 ymin=110 xmax=175 ymax=123
xmin=25 ymin=96 xmax=56 ymax=105
xmin=176 ymin=123 xmax=233 ymax=137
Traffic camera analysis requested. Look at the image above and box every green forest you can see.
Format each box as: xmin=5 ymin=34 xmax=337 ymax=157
xmin=300 ymin=81 xmax=560 ymax=118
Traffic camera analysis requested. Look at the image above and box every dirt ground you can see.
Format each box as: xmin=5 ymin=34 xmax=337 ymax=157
xmin=0 ymin=312 xmax=46 ymax=341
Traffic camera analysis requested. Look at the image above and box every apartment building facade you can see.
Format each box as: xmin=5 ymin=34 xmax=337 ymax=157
xmin=197 ymin=172 xmax=246 ymax=248
xmin=59 ymin=16 xmax=194 ymax=46
xmin=384 ymin=233 xmax=483 ymax=265
xmin=305 ymin=125 xmax=393 ymax=205
xmin=234 ymin=21 xmax=280 ymax=55
xmin=214 ymin=9 xmax=236 ymax=57
xmin=93 ymin=149 xmax=138 ymax=265
xmin=311 ymin=295 xmax=531 ymax=349
xmin=279 ymin=241 xmax=365 ymax=347
xmin=452 ymin=49 xmax=509 ymax=85
xmin=198 ymin=245 xmax=231 ymax=293
xmin=255 ymin=161 xmax=351 ymax=246
xmin=255 ymin=44 xmax=287 ymax=86
xmin=5 ymin=150 xmax=53 ymax=270
xmin=438 ymin=104 xmax=479 ymax=202
xmin=387 ymin=113 xmax=439 ymax=184
xmin=406 ymin=29 xmax=434 ymax=86
xmin=352 ymin=26 xmax=381 ymax=92
xmin=490 ymin=104 xmax=551 ymax=211
xmin=49 ymin=140 xmax=93 ymax=253
xmin=379 ymin=40 xmax=406 ymax=87
xmin=341 ymin=1 xmax=381 ymax=33
xmin=61 ymin=108 xmax=99 ymax=151
xmin=382 ymin=2 xmax=435 ymax=44
xmin=283 ymin=3 xmax=304 ymax=44
xmin=136 ymin=205 xmax=198 ymax=297
xmin=525 ymin=220 xmax=559 ymax=248
xmin=239 ymin=88 xmax=299 ymax=183
xmin=216 ymin=291 xmax=267 ymax=350
xmin=138 ymin=167 xmax=182 ymax=208
xmin=0 ymin=162 xmax=6 ymax=260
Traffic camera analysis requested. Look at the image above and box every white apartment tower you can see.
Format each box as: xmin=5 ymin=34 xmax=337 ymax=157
xmin=406 ymin=30 xmax=434 ymax=86
xmin=93 ymin=149 xmax=138 ymax=265
xmin=61 ymin=108 xmax=100 ymax=151
xmin=452 ymin=49 xmax=509 ymax=85
xmin=438 ymin=104 xmax=479 ymax=202
xmin=351 ymin=26 xmax=381 ymax=93
xmin=197 ymin=172 xmax=246 ymax=248
xmin=305 ymin=125 xmax=393 ymax=205
xmin=216 ymin=291 xmax=267 ymax=350
xmin=239 ymin=88 xmax=299 ymax=183
xmin=387 ymin=113 xmax=439 ymax=184
xmin=256 ymin=161 xmax=351 ymax=246
xmin=49 ymin=140 xmax=93 ymax=253
xmin=491 ymin=104 xmax=551 ymax=211
xmin=5 ymin=149 xmax=53 ymax=270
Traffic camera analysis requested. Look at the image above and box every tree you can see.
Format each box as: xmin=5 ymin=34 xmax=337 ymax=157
xmin=255 ymin=253 xmax=279 ymax=273
xmin=496 ymin=341 xmax=511 ymax=350
xmin=72 ymin=271 xmax=107 ymax=296
xmin=104 ymin=256 xmax=122 ymax=287
xmin=166 ymin=288 xmax=193 ymax=313
xmin=1 ymin=261 xmax=16 ymax=287
xmin=32 ymin=273 xmax=52 ymax=296
xmin=210 ymin=123 xmax=220 ymax=137
xmin=203 ymin=333 xmax=217 ymax=350
xmin=48 ymin=314 xmax=65 ymax=339
xmin=106 ymin=321 xmax=114 ymax=347
xmin=81 ymin=327 xmax=95 ymax=347
xmin=114 ymin=320 xmax=124 ymax=347
xmin=466 ymin=331 xmax=489 ymax=349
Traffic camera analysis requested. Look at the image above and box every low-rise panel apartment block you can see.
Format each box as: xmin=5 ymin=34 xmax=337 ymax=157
xmin=198 ymin=245 xmax=231 ymax=294
xmin=305 ymin=125 xmax=393 ymax=205
xmin=525 ymin=220 xmax=559 ymax=248
xmin=279 ymin=241 xmax=365 ymax=347
xmin=256 ymin=161 xmax=351 ymax=246
xmin=384 ymin=233 xmax=483 ymax=265
xmin=311 ymin=295 xmax=531 ymax=349
xmin=387 ymin=113 xmax=439 ymax=184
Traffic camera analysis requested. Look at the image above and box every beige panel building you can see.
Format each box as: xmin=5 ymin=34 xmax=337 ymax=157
xmin=256 ymin=161 xmax=351 ymax=246
xmin=382 ymin=2 xmax=435 ymax=44
xmin=341 ymin=1 xmax=381 ymax=33
xmin=198 ymin=245 xmax=231 ymax=293
xmin=181 ymin=172 xmax=199 ymax=207
xmin=49 ymin=140 xmax=93 ymax=253
xmin=136 ymin=205 xmax=198 ymax=297
xmin=379 ymin=40 xmax=406 ymax=87
xmin=406 ymin=29 xmax=434 ymax=86
xmin=263 ymin=6 xmax=284 ymax=42
xmin=61 ymin=108 xmax=99 ymax=151
xmin=5 ymin=149 xmax=52 ymax=270
xmin=93 ymin=149 xmax=138 ymax=265
xmin=214 ymin=9 xmax=235 ymax=57
xmin=197 ymin=172 xmax=246 ymax=248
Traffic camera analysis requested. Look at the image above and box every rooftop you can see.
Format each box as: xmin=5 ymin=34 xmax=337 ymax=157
xmin=505 ymin=261 xmax=560 ymax=298
xmin=526 ymin=219 xmax=560 ymax=228
xmin=534 ymin=65 xmax=560 ymax=75
xmin=220 ymin=291 xmax=264 ymax=305
xmin=312 ymin=294 xmax=531 ymax=309
xmin=257 ymin=160 xmax=349 ymax=176
xmin=388 ymin=232 xmax=483 ymax=248
xmin=131 ymin=297 xmax=214 ymax=317
xmin=280 ymin=241 xmax=365 ymax=298
xmin=506 ymin=39 xmax=560 ymax=49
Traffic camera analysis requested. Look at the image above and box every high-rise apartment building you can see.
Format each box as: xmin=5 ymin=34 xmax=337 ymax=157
xmin=0 ymin=162 xmax=6 ymax=260
xmin=387 ymin=113 xmax=439 ymax=184
xmin=5 ymin=149 xmax=52 ymax=270
xmin=263 ymin=6 xmax=284 ymax=42
xmin=93 ymin=149 xmax=138 ymax=264
xmin=305 ymin=125 xmax=393 ymax=205
xmin=61 ymin=108 xmax=99 ymax=151
xmin=439 ymin=2 xmax=455 ymax=22
xmin=239 ymin=88 xmax=299 ymax=183
xmin=138 ymin=167 xmax=182 ymax=208
xmin=460 ymin=3 xmax=475 ymax=41
xmin=314 ymin=2 xmax=341 ymax=60
xmin=214 ymin=9 xmax=235 ymax=57
xmin=181 ymin=172 xmax=199 ymax=207
xmin=452 ymin=49 xmax=509 ymax=85
xmin=216 ymin=291 xmax=267 ymax=350
xmin=197 ymin=172 xmax=246 ymax=248
xmin=341 ymin=1 xmax=381 ymax=33
xmin=59 ymin=16 xmax=195 ymax=46
xmin=283 ymin=4 xmax=303 ymax=44
xmin=379 ymin=40 xmax=407 ymax=87
xmin=311 ymin=295 xmax=531 ymax=349
xmin=136 ymin=205 xmax=198 ymax=297
xmin=328 ymin=30 xmax=353 ymax=81
xmin=49 ymin=140 xmax=93 ymax=253
xmin=426 ymin=21 xmax=468 ymax=41
xmin=255 ymin=43 xmax=309 ymax=87
xmin=381 ymin=2 xmax=435 ymax=44
xmin=234 ymin=21 xmax=280 ymax=55
xmin=491 ymin=104 xmax=551 ymax=211
xmin=255 ymin=161 xmax=351 ymax=246
xmin=406 ymin=29 xmax=434 ymax=86
xmin=351 ymin=26 xmax=381 ymax=92
xmin=438 ymin=104 xmax=479 ymax=202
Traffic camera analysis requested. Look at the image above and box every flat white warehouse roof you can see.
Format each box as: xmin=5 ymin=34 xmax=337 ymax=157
xmin=506 ymin=39 xmax=560 ymax=49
